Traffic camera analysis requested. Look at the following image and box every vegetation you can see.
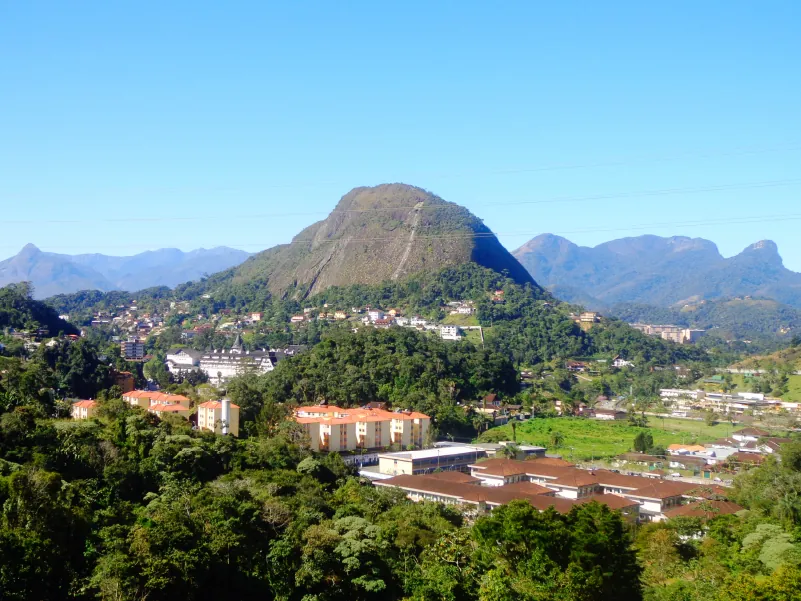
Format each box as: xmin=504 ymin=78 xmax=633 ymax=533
xmin=479 ymin=417 xmax=737 ymax=461
xmin=226 ymin=327 xmax=518 ymax=439
xmin=0 ymin=282 xmax=78 ymax=335
xmin=0 ymin=394 xmax=644 ymax=601
xmin=610 ymin=298 xmax=801 ymax=346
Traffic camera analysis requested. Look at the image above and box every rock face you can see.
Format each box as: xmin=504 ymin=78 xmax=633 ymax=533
xmin=0 ymin=244 xmax=250 ymax=298
xmin=513 ymin=234 xmax=801 ymax=308
xmin=228 ymin=183 xmax=537 ymax=297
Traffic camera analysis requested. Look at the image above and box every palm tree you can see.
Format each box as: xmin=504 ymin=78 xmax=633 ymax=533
xmin=550 ymin=431 xmax=565 ymax=449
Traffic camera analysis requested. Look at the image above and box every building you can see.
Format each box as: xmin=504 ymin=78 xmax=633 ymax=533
xmin=148 ymin=403 xmax=192 ymax=420
xmin=294 ymin=405 xmax=431 ymax=453
xmin=290 ymin=315 xmax=305 ymax=323
xmin=198 ymin=335 xmax=284 ymax=384
xmin=456 ymin=305 xmax=475 ymax=315
xmin=198 ymin=399 xmax=240 ymax=437
xmin=440 ymin=325 xmax=462 ymax=341
xmin=71 ymin=400 xmax=98 ymax=420
xmin=593 ymin=408 xmax=627 ymax=421
xmin=123 ymin=390 xmax=191 ymax=409
xmin=121 ymin=337 xmax=145 ymax=361
xmin=377 ymin=446 xmax=484 ymax=476
xmin=334 ymin=311 xmax=349 ymax=320
xmin=112 ymin=370 xmax=135 ymax=393
xmin=612 ymin=356 xmax=634 ymax=368
xmin=367 ymin=310 xmax=385 ymax=322
xmin=624 ymin=481 xmax=699 ymax=522
xmin=630 ymin=324 xmax=705 ymax=344
xmin=732 ymin=427 xmax=771 ymax=443
xmin=165 ymin=348 xmax=203 ymax=375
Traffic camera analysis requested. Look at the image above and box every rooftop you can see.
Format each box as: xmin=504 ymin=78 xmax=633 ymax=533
xmin=378 ymin=446 xmax=480 ymax=461
xmin=663 ymin=500 xmax=744 ymax=519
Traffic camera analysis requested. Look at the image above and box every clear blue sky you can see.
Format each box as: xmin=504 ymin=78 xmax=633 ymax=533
xmin=2 ymin=2 xmax=801 ymax=269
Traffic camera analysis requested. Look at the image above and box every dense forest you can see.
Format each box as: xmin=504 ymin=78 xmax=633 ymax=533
xmin=1 ymin=392 xmax=801 ymax=600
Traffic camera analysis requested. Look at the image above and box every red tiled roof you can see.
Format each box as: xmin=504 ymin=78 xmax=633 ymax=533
xmin=198 ymin=401 xmax=240 ymax=409
xmin=575 ymin=493 xmax=640 ymax=511
xmin=626 ymin=481 xmax=697 ymax=500
xmin=525 ymin=456 xmax=575 ymax=467
xmin=663 ymin=500 xmax=744 ymax=519
xmin=73 ymin=400 xmax=97 ymax=408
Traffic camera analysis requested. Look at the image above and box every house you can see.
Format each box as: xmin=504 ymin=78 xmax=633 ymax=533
xmin=120 ymin=337 xmax=145 ymax=361
xmin=250 ymin=312 xmax=262 ymax=322
xmin=667 ymin=455 xmax=708 ymax=472
xmin=667 ymin=444 xmax=707 ymax=456
xmin=726 ymin=452 xmax=766 ymax=468
xmin=71 ymin=400 xmax=98 ymax=420
xmin=395 ymin=316 xmax=410 ymax=326
xmin=593 ymin=408 xmax=627 ymax=421
xmin=612 ymin=355 xmax=635 ymax=368
xmin=373 ymin=318 xmax=394 ymax=329
xmin=456 ymin=305 xmax=475 ymax=315
xmin=334 ymin=311 xmax=349 ymax=320
xmin=732 ymin=427 xmax=771 ymax=443
xmin=148 ymin=403 xmax=192 ymax=420
xmin=410 ymin=316 xmax=427 ymax=327
xmin=367 ymin=310 xmax=385 ymax=322
xmin=290 ymin=315 xmax=305 ymax=323
xmin=197 ymin=399 xmax=240 ymax=437
xmin=566 ymin=361 xmax=587 ymax=373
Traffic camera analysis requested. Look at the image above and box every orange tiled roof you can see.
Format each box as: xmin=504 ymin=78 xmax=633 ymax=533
xmin=198 ymin=401 xmax=240 ymax=409
xmin=73 ymin=400 xmax=98 ymax=408
xmin=293 ymin=405 xmax=429 ymax=425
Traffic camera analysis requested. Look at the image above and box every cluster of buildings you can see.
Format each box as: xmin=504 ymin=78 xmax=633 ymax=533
xmin=293 ymin=404 xmax=431 ymax=452
xmin=92 ymin=302 xmax=165 ymax=337
xmin=660 ymin=388 xmax=801 ymax=416
xmin=614 ymin=426 xmax=790 ymax=477
xmin=70 ymin=391 xmax=240 ymax=436
xmin=373 ymin=453 xmax=741 ymax=522
xmin=164 ymin=335 xmax=303 ymax=384
xmin=631 ymin=324 xmax=705 ymax=344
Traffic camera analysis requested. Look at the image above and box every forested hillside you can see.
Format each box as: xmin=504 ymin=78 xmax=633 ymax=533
xmin=0 ymin=282 xmax=78 ymax=335
xmin=610 ymin=297 xmax=801 ymax=344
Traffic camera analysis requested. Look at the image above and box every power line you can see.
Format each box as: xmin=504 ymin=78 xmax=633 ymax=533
xmin=3 ymin=177 xmax=800 ymax=225
xmin=6 ymin=211 xmax=801 ymax=252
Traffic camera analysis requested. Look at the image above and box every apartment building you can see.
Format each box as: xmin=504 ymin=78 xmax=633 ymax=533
xmin=197 ymin=399 xmax=240 ymax=437
xmin=120 ymin=337 xmax=145 ymax=361
xmin=294 ymin=405 xmax=430 ymax=452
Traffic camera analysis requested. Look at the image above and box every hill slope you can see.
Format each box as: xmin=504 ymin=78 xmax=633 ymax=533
xmin=609 ymin=297 xmax=801 ymax=342
xmin=513 ymin=234 xmax=801 ymax=308
xmin=0 ymin=244 xmax=250 ymax=297
xmin=0 ymin=282 xmax=78 ymax=335
xmin=222 ymin=183 xmax=537 ymax=297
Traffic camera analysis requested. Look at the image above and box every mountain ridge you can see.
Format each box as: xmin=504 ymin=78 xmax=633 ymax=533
xmin=0 ymin=245 xmax=250 ymax=298
xmin=513 ymin=233 xmax=801 ymax=309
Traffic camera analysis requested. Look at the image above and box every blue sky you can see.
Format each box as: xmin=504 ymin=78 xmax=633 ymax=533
xmin=2 ymin=2 xmax=801 ymax=269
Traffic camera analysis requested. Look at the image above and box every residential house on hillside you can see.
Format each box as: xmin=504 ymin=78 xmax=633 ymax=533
xmin=71 ymin=400 xmax=98 ymax=420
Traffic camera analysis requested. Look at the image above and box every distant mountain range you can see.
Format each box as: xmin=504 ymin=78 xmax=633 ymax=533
xmin=0 ymin=244 xmax=251 ymax=298
xmin=212 ymin=183 xmax=536 ymax=298
xmin=513 ymin=234 xmax=801 ymax=310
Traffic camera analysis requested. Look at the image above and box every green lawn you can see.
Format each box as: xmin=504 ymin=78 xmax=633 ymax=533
xmin=709 ymin=374 xmax=801 ymax=402
xmin=462 ymin=329 xmax=483 ymax=346
xmin=442 ymin=313 xmax=480 ymax=326
xmin=479 ymin=417 xmax=739 ymax=461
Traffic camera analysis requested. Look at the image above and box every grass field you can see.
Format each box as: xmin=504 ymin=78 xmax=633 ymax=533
xmin=709 ymin=374 xmax=801 ymax=402
xmin=463 ymin=329 xmax=483 ymax=346
xmin=441 ymin=313 xmax=480 ymax=326
xmin=479 ymin=417 xmax=740 ymax=461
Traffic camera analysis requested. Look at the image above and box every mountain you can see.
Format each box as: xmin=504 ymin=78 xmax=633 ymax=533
xmin=218 ymin=183 xmax=537 ymax=297
xmin=0 ymin=245 xmax=250 ymax=298
xmin=513 ymin=234 xmax=801 ymax=309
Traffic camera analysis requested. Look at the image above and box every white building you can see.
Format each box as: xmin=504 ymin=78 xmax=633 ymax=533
xmin=165 ymin=348 xmax=203 ymax=374
xmin=198 ymin=335 xmax=283 ymax=384
xmin=440 ymin=325 xmax=462 ymax=341
xmin=367 ymin=310 xmax=385 ymax=322
xmin=410 ymin=316 xmax=427 ymax=326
